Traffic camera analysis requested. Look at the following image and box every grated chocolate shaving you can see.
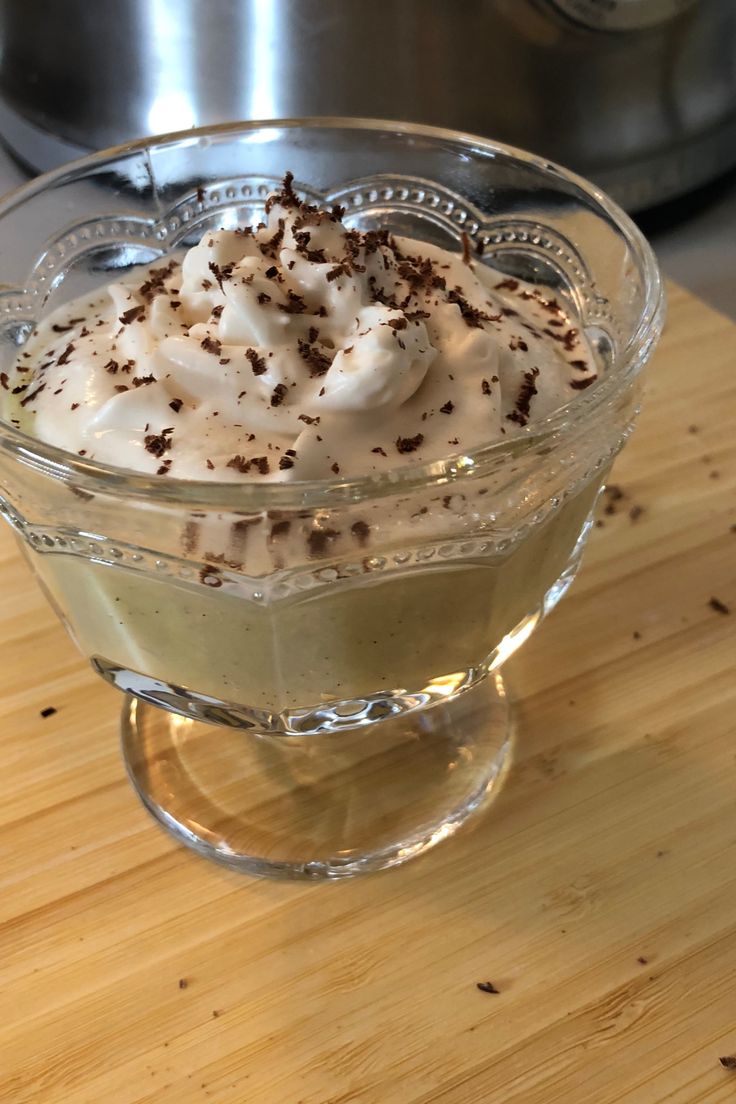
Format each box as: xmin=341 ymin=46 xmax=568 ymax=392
xmin=505 ymin=367 xmax=540 ymax=426
xmin=570 ymin=375 xmax=597 ymax=390
xmin=144 ymin=427 xmax=173 ymax=458
xmin=297 ymin=339 xmax=331 ymax=377
xmin=270 ymin=383 xmax=288 ymax=407
xmin=246 ymin=348 xmax=267 ymax=376
xmin=119 ymin=305 xmax=145 ymax=326
xmin=396 ymin=433 xmax=424 ymax=454
xmin=201 ymin=335 xmax=222 ymax=356
xmin=57 ymin=342 xmax=75 ymax=366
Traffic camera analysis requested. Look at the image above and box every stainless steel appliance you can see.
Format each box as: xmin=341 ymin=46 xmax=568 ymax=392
xmin=0 ymin=0 xmax=734 ymax=210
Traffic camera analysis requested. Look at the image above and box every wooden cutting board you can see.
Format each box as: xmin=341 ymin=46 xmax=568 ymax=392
xmin=0 ymin=282 xmax=734 ymax=1104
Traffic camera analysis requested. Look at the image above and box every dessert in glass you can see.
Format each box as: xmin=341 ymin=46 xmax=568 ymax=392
xmin=0 ymin=120 xmax=664 ymax=877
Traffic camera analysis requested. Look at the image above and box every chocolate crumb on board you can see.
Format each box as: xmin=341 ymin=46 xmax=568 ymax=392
xmin=637 ymin=956 xmax=648 ymax=965
xmin=709 ymin=597 xmax=730 ymax=615
xmin=178 ymin=978 xmax=188 ymax=990
xmin=719 ymin=1056 xmax=736 ymax=1070
xmin=40 ymin=706 xmax=57 ymax=718
xmin=629 ymin=505 xmax=644 ymax=522
xmin=476 ymin=981 xmax=500 ymax=994
xmin=633 ymin=630 xmax=642 ymax=640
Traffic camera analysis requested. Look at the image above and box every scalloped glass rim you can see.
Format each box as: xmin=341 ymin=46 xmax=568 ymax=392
xmin=0 ymin=116 xmax=665 ymax=510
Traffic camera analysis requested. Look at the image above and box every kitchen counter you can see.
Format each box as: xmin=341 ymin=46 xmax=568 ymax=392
xmin=0 ymin=281 xmax=734 ymax=1103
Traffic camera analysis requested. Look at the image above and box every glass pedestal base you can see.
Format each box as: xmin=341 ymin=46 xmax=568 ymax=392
xmin=121 ymin=673 xmax=513 ymax=879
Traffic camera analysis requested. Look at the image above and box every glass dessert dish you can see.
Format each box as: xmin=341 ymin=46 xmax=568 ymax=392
xmin=0 ymin=120 xmax=664 ymax=878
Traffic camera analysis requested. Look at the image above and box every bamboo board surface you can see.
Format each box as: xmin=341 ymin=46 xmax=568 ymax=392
xmin=0 ymin=282 xmax=734 ymax=1104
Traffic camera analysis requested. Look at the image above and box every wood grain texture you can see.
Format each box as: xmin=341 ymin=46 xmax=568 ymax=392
xmin=0 ymin=282 xmax=734 ymax=1104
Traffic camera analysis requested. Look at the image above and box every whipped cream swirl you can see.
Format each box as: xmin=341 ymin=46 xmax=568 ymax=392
xmin=8 ymin=174 xmax=598 ymax=480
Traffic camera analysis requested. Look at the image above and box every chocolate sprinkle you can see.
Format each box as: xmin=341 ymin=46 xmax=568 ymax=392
xmin=208 ymin=261 xmax=234 ymax=291
xmin=396 ymin=433 xmax=424 ymax=454
xmin=246 ymin=348 xmax=267 ymax=376
xmin=144 ymin=428 xmax=173 ymax=458
xmin=476 ymin=982 xmax=500 ymax=994
xmin=201 ymin=335 xmax=222 ymax=356
xmin=507 ymin=367 xmax=540 ymax=426
xmin=57 ymin=342 xmax=75 ymax=366
xmin=0 ymin=373 xmax=7 ymax=390
xmin=481 ymin=379 xmax=491 ymax=395
xmin=446 ymin=289 xmax=490 ymax=329
xmin=270 ymin=383 xmax=288 ymax=407
xmin=570 ymin=375 xmax=597 ymax=390
xmin=297 ymin=339 xmax=331 ymax=377
xmin=119 ymin=305 xmax=145 ymax=326
xmin=439 ymin=400 xmax=454 ymax=415
xmin=226 ymin=455 xmax=250 ymax=473
xmin=169 ymin=397 xmax=183 ymax=413
xmin=278 ymin=290 xmax=308 ymax=314
xmin=20 ymin=383 xmax=46 ymax=407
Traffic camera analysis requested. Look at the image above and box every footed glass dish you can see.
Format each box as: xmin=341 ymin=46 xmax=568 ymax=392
xmin=0 ymin=119 xmax=664 ymax=877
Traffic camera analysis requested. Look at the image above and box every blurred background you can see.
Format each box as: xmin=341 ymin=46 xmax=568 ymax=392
xmin=0 ymin=0 xmax=733 ymax=315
